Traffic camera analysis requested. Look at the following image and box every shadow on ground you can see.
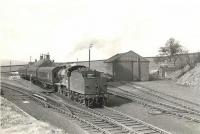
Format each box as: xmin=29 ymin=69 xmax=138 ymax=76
xmin=106 ymin=94 xmax=132 ymax=107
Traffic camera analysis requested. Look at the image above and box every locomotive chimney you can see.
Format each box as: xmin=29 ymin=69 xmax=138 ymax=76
xmin=46 ymin=53 xmax=50 ymax=60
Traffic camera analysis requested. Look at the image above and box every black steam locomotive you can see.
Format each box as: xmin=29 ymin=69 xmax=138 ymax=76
xmin=18 ymin=54 xmax=108 ymax=108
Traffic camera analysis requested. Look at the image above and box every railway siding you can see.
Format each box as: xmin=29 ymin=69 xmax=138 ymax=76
xmin=1 ymin=82 xmax=173 ymax=134
xmin=108 ymin=83 xmax=200 ymax=123
xmin=1 ymin=83 xmax=106 ymax=134
xmin=128 ymin=82 xmax=200 ymax=112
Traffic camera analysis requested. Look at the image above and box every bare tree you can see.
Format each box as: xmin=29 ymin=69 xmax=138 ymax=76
xmin=158 ymin=38 xmax=187 ymax=66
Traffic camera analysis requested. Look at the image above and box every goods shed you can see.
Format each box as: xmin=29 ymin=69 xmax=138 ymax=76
xmin=105 ymin=50 xmax=149 ymax=81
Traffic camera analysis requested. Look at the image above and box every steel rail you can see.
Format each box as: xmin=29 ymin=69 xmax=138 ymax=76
xmin=3 ymin=82 xmax=153 ymax=134
xmin=55 ymin=98 xmax=138 ymax=134
xmin=132 ymin=82 xmax=200 ymax=107
xmin=121 ymin=82 xmax=200 ymax=115
xmin=1 ymin=83 xmax=110 ymax=134
xmin=108 ymin=85 xmax=200 ymax=123
xmin=108 ymin=84 xmax=189 ymax=112
xmin=58 ymin=94 xmax=172 ymax=134
xmin=103 ymin=107 xmax=172 ymax=134
xmin=91 ymin=107 xmax=172 ymax=134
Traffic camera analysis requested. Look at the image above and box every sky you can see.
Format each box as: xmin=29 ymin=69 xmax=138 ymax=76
xmin=1 ymin=0 xmax=200 ymax=62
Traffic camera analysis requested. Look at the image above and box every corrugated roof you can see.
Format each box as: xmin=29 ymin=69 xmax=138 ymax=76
xmin=105 ymin=50 xmax=149 ymax=63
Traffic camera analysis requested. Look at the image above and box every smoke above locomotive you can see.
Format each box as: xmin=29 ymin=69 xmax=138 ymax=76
xmin=18 ymin=53 xmax=108 ymax=108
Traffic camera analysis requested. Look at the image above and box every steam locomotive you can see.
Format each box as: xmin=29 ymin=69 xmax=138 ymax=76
xmin=18 ymin=54 xmax=108 ymax=108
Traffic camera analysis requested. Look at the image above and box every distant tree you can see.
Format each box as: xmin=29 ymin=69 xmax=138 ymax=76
xmin=157 ymin=37 xmax=187 ymax=66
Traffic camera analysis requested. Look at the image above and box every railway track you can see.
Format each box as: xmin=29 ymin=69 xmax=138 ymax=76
xmin=119 ymin=83 xmax=200 ymax=116
xmin=123 ymin=82 xmax=200 ymax=114
xmin=132 ymin=83 xmax=200 ymax=110
xmin=108 ymin=83 xmax=200 ymax=123
xmin=1 ymin=83 xmax=108 ymax=134
xmin=1 ymin=82 xmax=172 ymax=134
xmin=61 ymin=98 xmax=172 ymax=134
xmin=94 ymin=107 xmax=171 ymax=134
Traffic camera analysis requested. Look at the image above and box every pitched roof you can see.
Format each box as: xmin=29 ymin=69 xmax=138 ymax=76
xmin=31 ymin=59 xmax=56 ymax=67
xmin=104 ymin=50 xmax=149 ymax=63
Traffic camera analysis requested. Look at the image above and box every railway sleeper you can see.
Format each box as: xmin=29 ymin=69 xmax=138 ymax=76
xmin=80 ymin=124 xmax=93 ymax=128
xmin=116 ymin=130 xmax=130 ymax=134
xmin=124 ymin=124 xmax=139 ymax=127
xmin=136 ymin=128 xmax=151 ymax=131
xmin=88 ymin=129 xmax=102 ymax=133
xmin=83 ymin=127 xmax=97 ymax=130
xmin=125 ymin=122 xmax=142 ymax=126
xmin=140 ymin=130 xmax=158 ymax=134
xmin=139 ymin=130 xmax=159 ymax=134
xmin=93 ymin=120 xmax=106 ymax=123
xmin=143 ymin=131 xmax=159 ymax=134
xmin=107 ymin=128 xmax=126 ymax=133
xmin=93 ymin=122 xmax=109 ymax=125
xmin=118 ymin=120 xmax=137 ymax=123
xmin=114 ymin=120 xmax=138 ymax=125
xmin=131 ymin=124 xmax=146 ymax=128
xmin=105 ymin=126 xmax=122 ymax=130
xmin=97 ymin=124 xmax=117 ymax=128
xmin=114 ymin=118 xmax=134 ymax=121
xmin=110 ymin=117 xmax=130 ymax=121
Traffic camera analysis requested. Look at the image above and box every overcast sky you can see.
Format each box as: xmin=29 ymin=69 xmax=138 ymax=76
xmin=1 ymin=0 xmax=200 ymax=62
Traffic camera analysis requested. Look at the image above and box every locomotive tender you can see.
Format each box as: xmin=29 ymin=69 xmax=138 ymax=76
xmin=18 ymin=54 xmax=108 ymax=108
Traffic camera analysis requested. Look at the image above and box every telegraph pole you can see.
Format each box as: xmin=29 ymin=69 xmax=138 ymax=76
xmin=89 ymin=44 xmax=93 ymax=69
xmin=10 ymin=60 xmax=11 ymax=73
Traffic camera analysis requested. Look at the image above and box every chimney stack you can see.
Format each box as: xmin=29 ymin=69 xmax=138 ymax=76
xmin=40 ymin=54 xmax=43 ymax=60
xmin=46 ymin=53 xmax=50 ymax=60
